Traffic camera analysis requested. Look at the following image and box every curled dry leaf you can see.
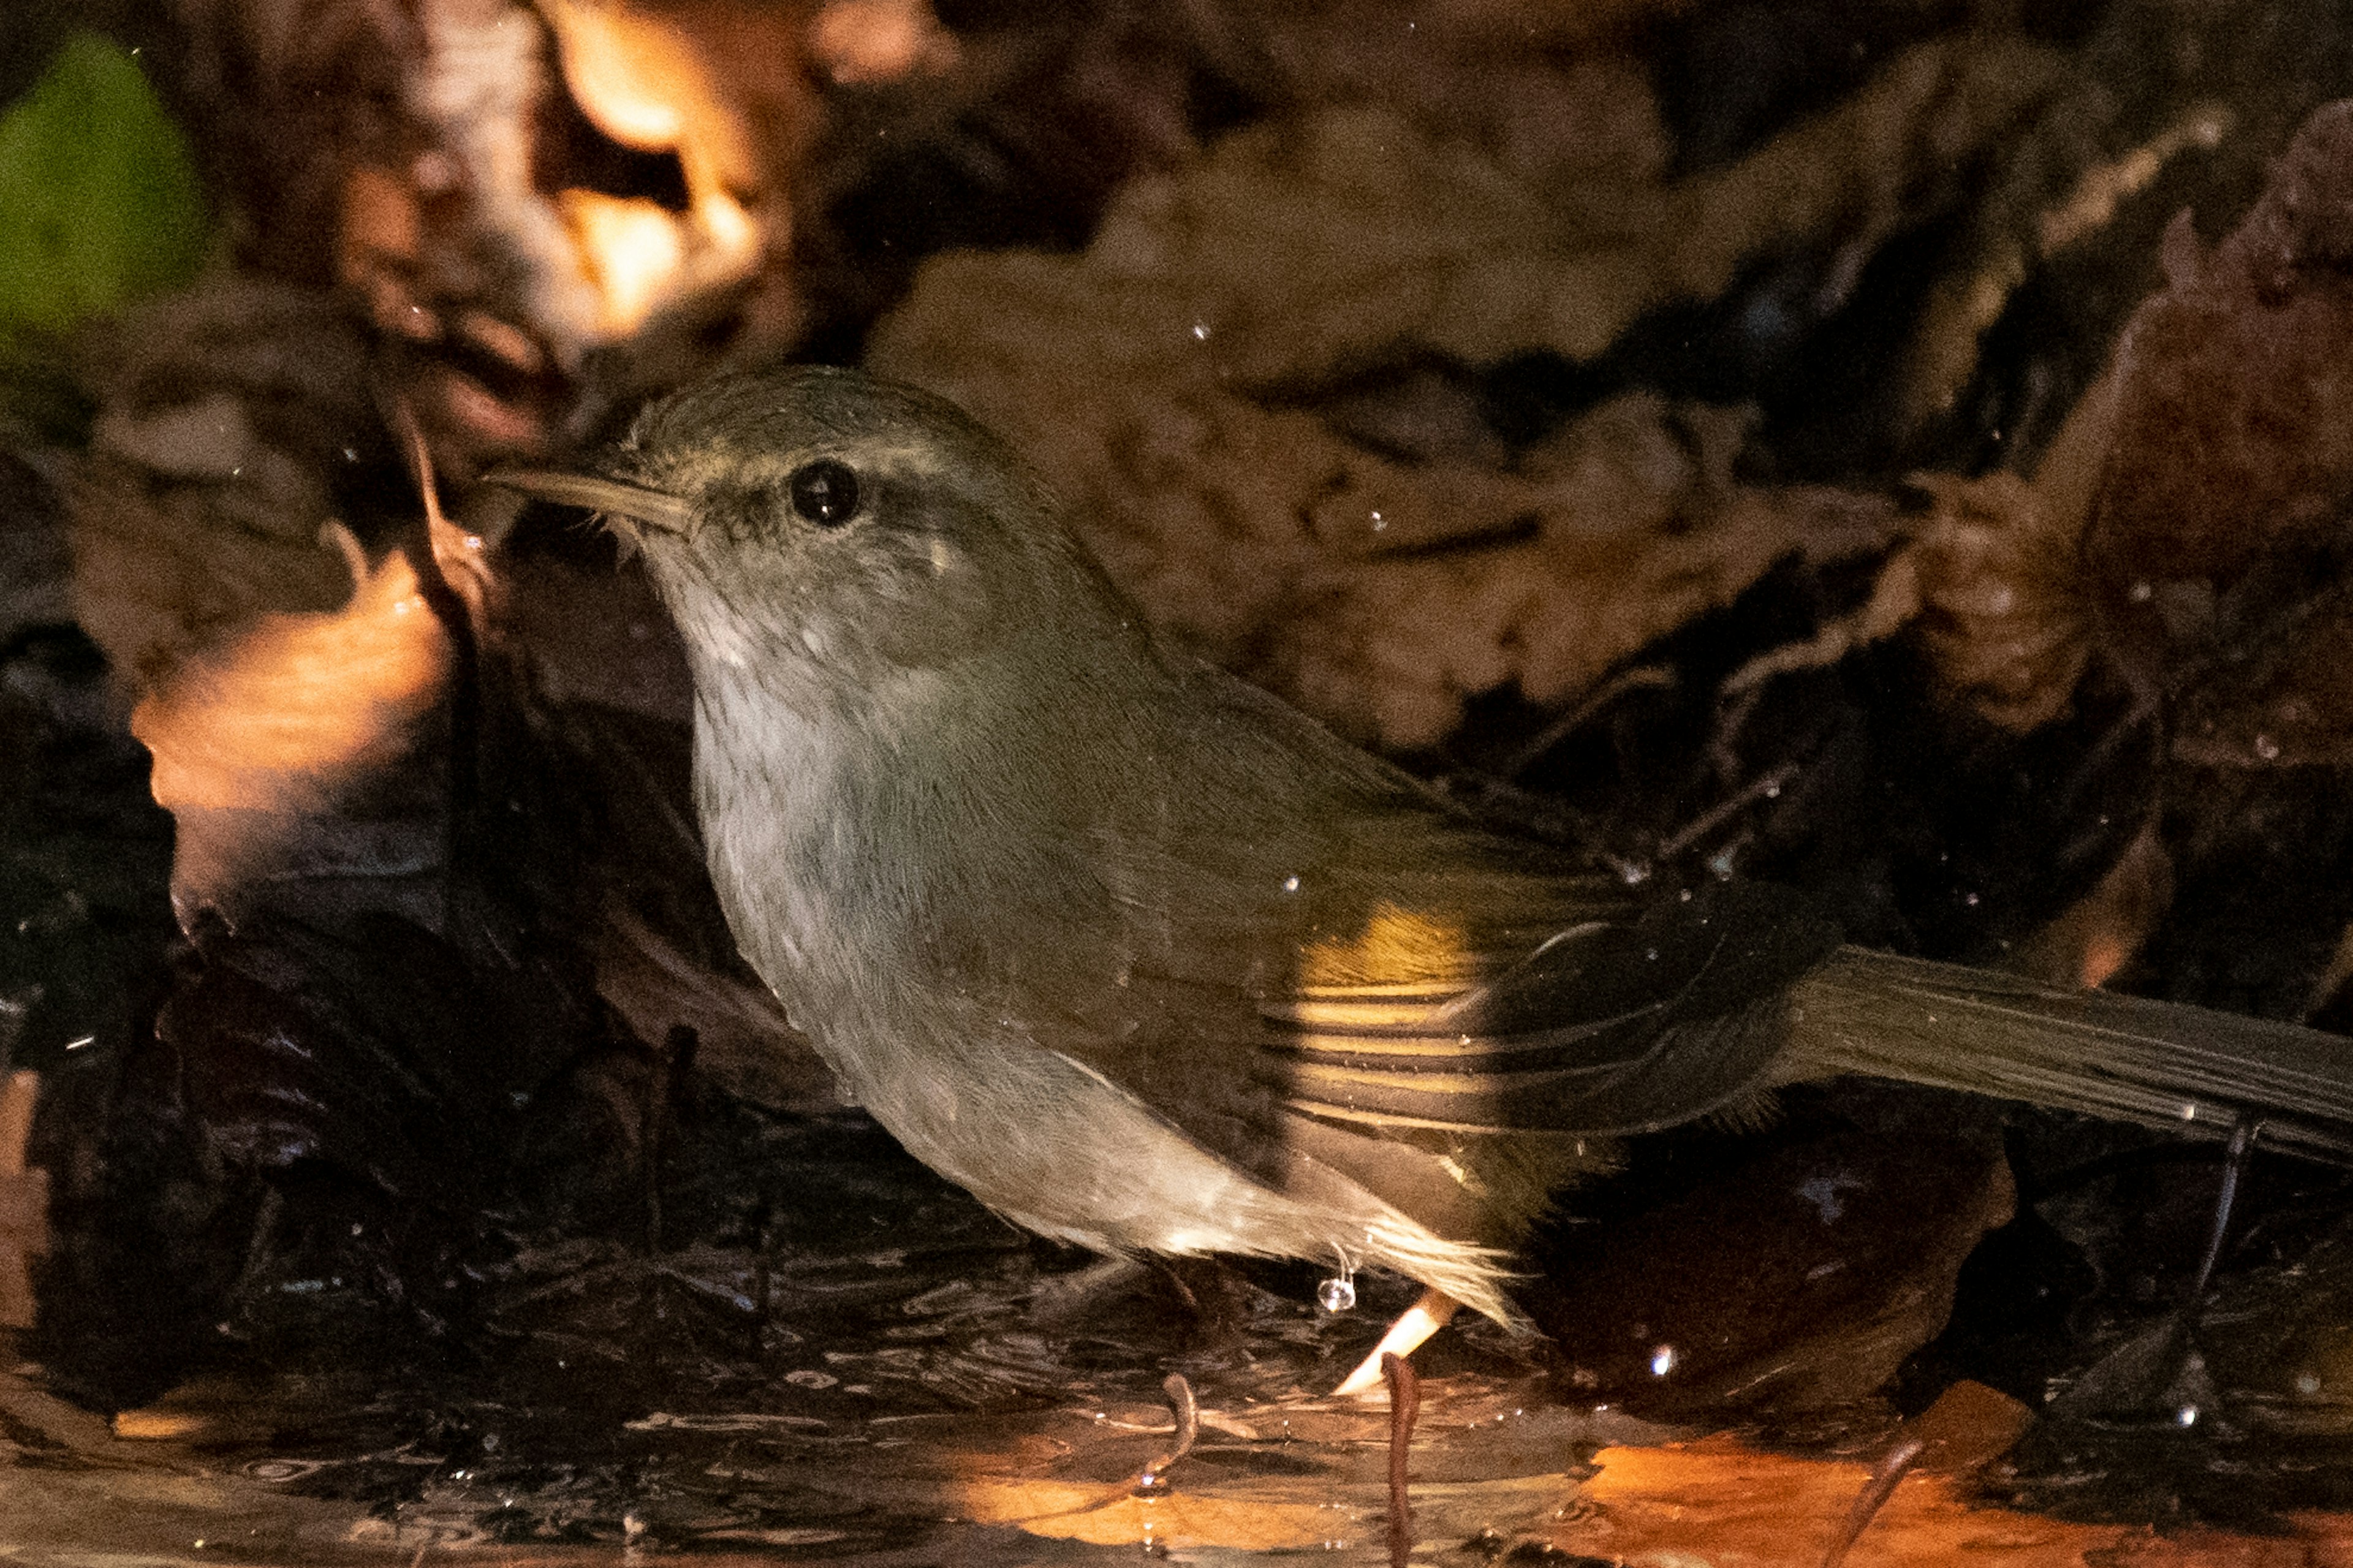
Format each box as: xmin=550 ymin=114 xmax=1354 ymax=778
xmin=866 ymin=57 xmax=2098 ymax=741
xmin=125 ymin=532 xmax=466 ymax=925
xmin=333 ymin=0 xmax=805 ymax=464
xmin=129 ymin=543 xmax=449 ymax=818
xmin=1897 ymin=361 xmax=2115 ymax=733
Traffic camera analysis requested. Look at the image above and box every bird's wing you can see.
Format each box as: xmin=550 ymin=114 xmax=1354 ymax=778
xmin=1053 ymin=763 xmax=1838 ymax=1144
xmin=1260 ymin=875 xmax=1841 ymax=1137
xmin=1028 ymin=789 xmax=1834 ymax=1260
xmin=1004 ymin=657 xmax=1835 ymax=1258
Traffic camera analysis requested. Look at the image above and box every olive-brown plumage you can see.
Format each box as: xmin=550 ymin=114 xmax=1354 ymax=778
xmin=493 ymin=366 xmax=2353 ymax=1341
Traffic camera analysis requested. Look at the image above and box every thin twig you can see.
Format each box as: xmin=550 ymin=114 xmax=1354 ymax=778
xmin=1382 ymin=1351 xmax=1419 ymax=1568
xmin=1498 ymin=664 xmax=1678 ymax=781
xmin=1819 ymin=1434 xmax=1925 ymax=1568
xmin=2188 ymin=1116 xmax=2260 ymax=1306
xmin=389 ymin=394 xmax=482 ymax=922
xmin=1656 ymin=763 xmax=1797 ymax=866
xmin=1137 ymin=1373 xmax=1199 ymax=1490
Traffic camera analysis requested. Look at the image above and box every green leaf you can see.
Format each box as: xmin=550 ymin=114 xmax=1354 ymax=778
xmin=0 ymin=33 xmax=210 ymax=338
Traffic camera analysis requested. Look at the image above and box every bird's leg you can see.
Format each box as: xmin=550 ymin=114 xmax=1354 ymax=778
xmin=1332 ymin=1288 xmax=1459 ymax=1396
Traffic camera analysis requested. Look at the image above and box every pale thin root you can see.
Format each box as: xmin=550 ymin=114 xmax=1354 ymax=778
xmin=1332 ymin=1288 xmax=1459 ymax=1397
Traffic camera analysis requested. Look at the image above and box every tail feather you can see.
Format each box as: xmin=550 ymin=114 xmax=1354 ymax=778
xmin=1784 ymin=947 xmax=2353 ymax=1161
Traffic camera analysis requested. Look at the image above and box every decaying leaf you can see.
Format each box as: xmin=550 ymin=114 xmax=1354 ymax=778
xmin=2086 ymin=101 xmax=2353 ymax=768
xmin=127 ymin=540 xmax=457 ymax=922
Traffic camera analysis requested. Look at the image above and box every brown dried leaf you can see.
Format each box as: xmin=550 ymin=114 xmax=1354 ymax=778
xmin=69 ymin=278 xmax=375 ymax=691
xmin=2084 ymin=100 xmax=2353 ymax=767
xmin=871 ymin=66 xmax=2078 ymax=743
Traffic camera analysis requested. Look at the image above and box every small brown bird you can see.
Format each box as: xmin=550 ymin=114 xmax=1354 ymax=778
xmin=496 ymin=366 xmax=2353 ymax=1393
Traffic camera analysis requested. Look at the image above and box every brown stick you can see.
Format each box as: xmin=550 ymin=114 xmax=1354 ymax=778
xmin=1819 ymin=1434 xmax=1925 ymax=1568
xmin=1382 ymin=1350 xmax=1420 ymax=1568
xmin=1137 ymin=1373 xmax=1199 ymax=1490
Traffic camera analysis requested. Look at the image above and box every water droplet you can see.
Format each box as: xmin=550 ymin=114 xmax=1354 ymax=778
xmin=2298 ymin=1371 xmax=2324 ymax=1395
xmin=1644 ymin=948 xmax=1658 ymax=961
xmin=1316 ymin=1276 xmax=1357 ymax=1313
xmin=2129 ymin=580 xmax=2153 ymax=602
xmin=623 ymin=1513 xmax=648 ymax=1542
xmin=1190 ymin=322 xmax=1210 ymax=341
xmin=2180 ymin=1101 xmax=2199 ymax=1122
xmin=1649 ymin=1345 xmax=1676 ymax=1377
xmin=2254 ymin=734 xmax=2281 ymax=761
xmin=2175 ymin=1404 xmax=2199 ymax=1426
xmin=1964 ymin=892 xmax=1980 ymax=907
xmin=1282 ymin=874 xmax=1301 ymax=893
xmin=1370 ymin=510 xmax=1386 ymax=532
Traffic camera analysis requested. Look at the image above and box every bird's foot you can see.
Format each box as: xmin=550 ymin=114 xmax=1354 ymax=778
xmin=1332 ymin=1287 xmax=1458 ymax=1396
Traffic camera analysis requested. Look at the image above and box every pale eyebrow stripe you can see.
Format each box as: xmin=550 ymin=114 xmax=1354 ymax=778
xmin=721 ymin=442 xmax=957 ymax=490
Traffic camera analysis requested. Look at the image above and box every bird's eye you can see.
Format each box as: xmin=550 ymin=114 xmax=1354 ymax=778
xmin=787 ymin=459 xmax=861 ymax=526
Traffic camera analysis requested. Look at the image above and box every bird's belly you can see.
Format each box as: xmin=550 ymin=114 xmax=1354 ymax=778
xmin=823 ymin=1006 xmax=1294 ymax=1257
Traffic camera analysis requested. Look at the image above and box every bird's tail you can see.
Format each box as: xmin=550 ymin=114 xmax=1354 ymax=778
xmin=1783 ymin=947 xmax=2353 ymax=1161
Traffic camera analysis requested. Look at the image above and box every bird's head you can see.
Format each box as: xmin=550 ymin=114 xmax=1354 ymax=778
xmin=492 ymin=366 xmax=1125 ymax=715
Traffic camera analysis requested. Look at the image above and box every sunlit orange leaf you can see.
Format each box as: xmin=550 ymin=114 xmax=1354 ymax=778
xmin=537 ymin=0 xmax=778 ymax=339
xmin=131 ymin=540 xmax=449 ymax=817
xmin=954 ymin=1474 xmax=1348 ymax=1551
xmin=1564 ymin=1436 xmax=2353 ymax=1566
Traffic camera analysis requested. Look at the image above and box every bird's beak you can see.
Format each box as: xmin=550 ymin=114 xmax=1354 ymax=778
xmin=484 ymin=467 xmax=697 ymax=538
